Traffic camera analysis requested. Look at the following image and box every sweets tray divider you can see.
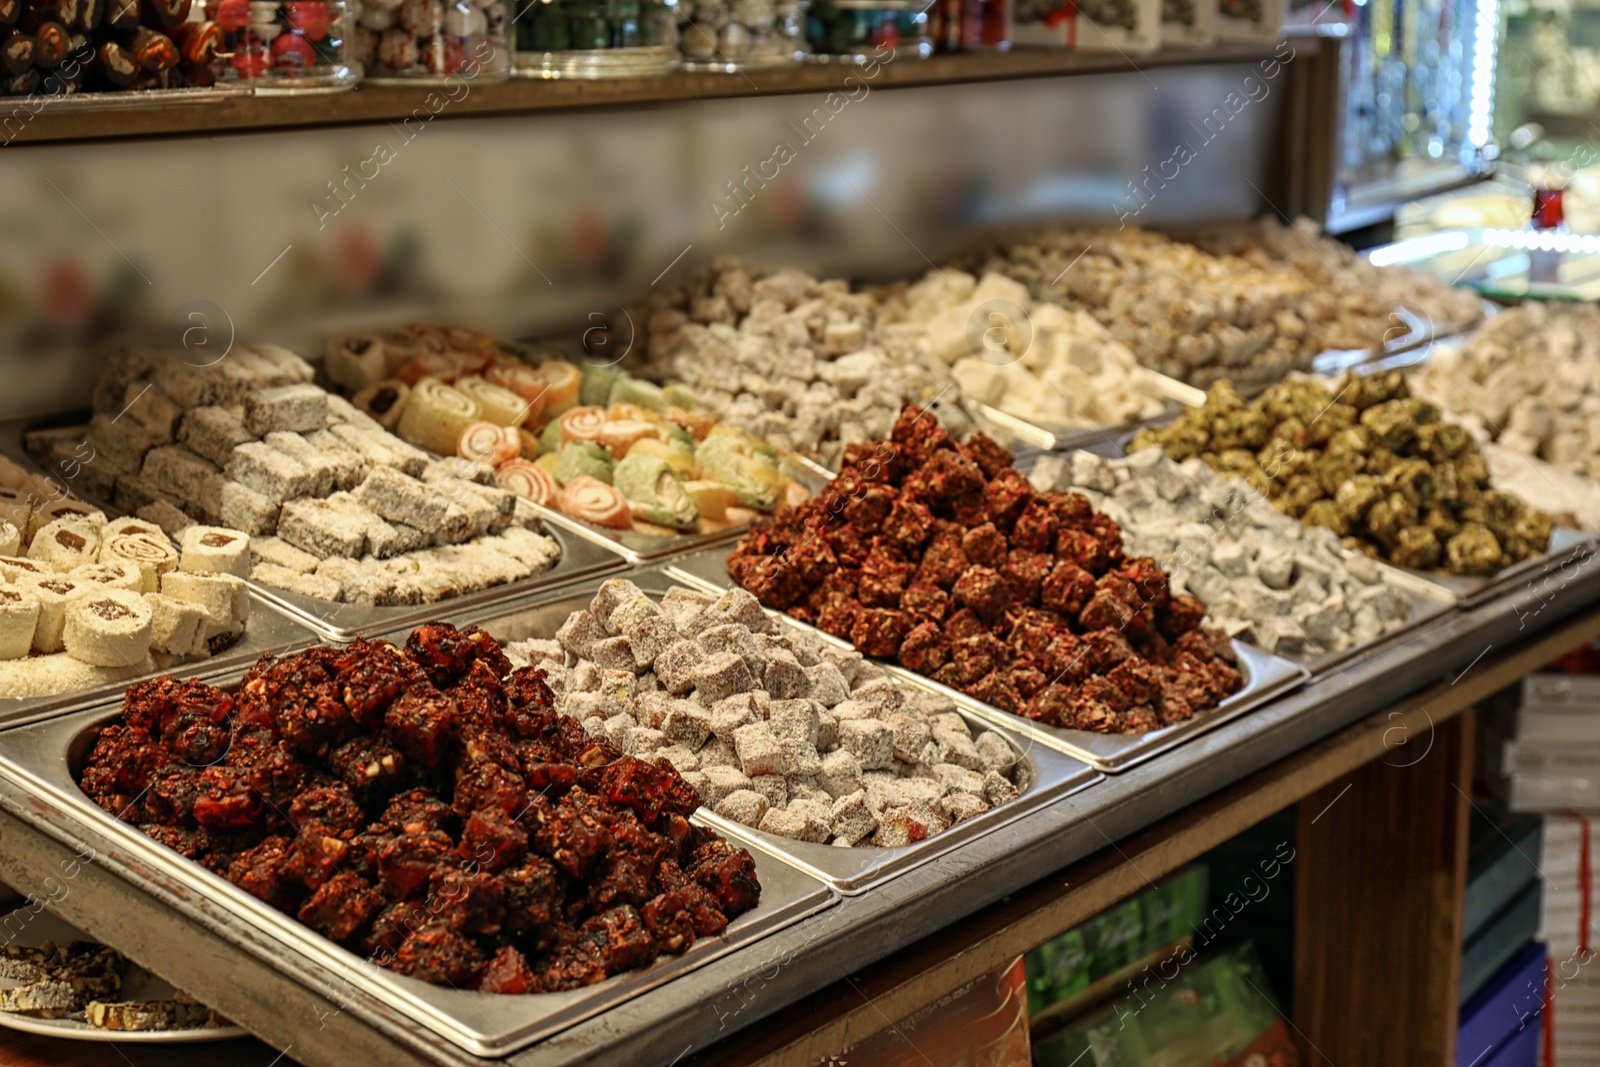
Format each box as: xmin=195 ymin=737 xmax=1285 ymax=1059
xmin=378 ymin=563 xmax=1103 ymax=895
xmin=1 ymin=414 xmax=631 ymax=643
xmin=0 ymin=676 xmax=838 ymax=1057
xmin=661 ymin=548 xmax=1311 ymax=773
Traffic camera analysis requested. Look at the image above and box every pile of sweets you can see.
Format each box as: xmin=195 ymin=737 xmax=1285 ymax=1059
xmin=632 ymin=257 xmax=972 ymax=470
xmin=65 ymin=343 xmax=560 ymax=606
xmin=1185 ymin=216 xmax=1485 ymax=343
xmin=1030 ymin=450 xmax=1415 ymax=656
xmin=325 ymin=326 xmax=806 ymax=536
xmin=1412 ymin=302 xmax=1600 ymax=481
xmin=725 ymin=405 xmax=1246 ymax=734
xmin=77 ymin=623 xmax=762 ymax=993
xmin=870 ymin=269 xmax=1169 ymax=431
xmin=0 ymin=937 xmax=230 ymax=1032
xmin=0 ymin=477 xmax=253 ymax=698
xmin=507 ymin=580 xmax=1024 ymax=847
xmin=958 ymin=225 xmax=1316 ymax=389
xmin=1129 ymin=372 xmax=1558 ymax=577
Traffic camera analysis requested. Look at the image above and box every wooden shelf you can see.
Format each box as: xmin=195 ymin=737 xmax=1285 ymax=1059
xmin=10 ymin=44 xmax=1277 ymax=146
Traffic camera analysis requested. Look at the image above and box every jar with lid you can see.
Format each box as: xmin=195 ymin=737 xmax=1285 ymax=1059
xmin=805 ymin=0 xmax=929 ymax=60
xmin=207 ymin=0 xmax=358 ymax=88
xmin=927 ymin=0 xmax=1009 ymax=49
xmin=514 ymin=0 xmax=677 ymax=76
xmin=356 ymin=0 xmax=509 ymax=81
xmin=675 ymin=0 xmax=805 ymax=69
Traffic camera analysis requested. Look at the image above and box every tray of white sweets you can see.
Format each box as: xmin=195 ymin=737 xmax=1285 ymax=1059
xmin=10 ymin=341 xmax=630 ymax=642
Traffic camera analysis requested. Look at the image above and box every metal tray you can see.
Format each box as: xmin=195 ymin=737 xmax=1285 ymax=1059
xmin=0 ymin=693 xmax=837 ymax=1058
xmin=665 ymin=549 xmax=1310 ymax=773
xmin=1309 ymin=305 xmax=1434 ymax=376
xmin=530 ymin=453 xmax=834 ymax=565
xmin=26 ymin=84 xmax=251 ymax=111
xmin=1 ymin=417 xmax=629 ymax=643
xmin=0 ymin=589 xmax=319 ymax=731
xmin=393 ymin=567 xmax=1102 ymax=897
xmin=964 ymin=368 xmax=1204 ymax=455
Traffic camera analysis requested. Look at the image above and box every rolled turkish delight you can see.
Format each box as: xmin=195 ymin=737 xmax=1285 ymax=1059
xmin=0 ymin=520 xmax=17 ymax=557
xmin=177 ymin=525 xmax=251 ymax=579
xmin=396 ymin=377 xmax=481 ymax=456
xmin=457 ymin=421 xmax=520 ymax=467
xmin=63 ymin=587 xmax=152 ymax=667
xmin=98 ymin=528 xmax=179 ymax=593
xmin=161 ymin=570 xmax=248 ymax=631
xmin=26 ymin=517 xmax=101 ymax=572
xmin=21 ymin=574 xmax=79 ymax=653
xmin=69 ymin=561 xmax=144 ymax=593
xmin=143 ymin=592 xmax=210 ymax=657
xmin=0 ymin=585 xmax=39 ymax=659
xmin=351 ymin=380 xmax=410 ymax=430
xmin=453 ymin=376 xmax=528 ymax=428
xmin=325 ymin=333 xmax=390 ymax=392
xmin=26 ymin=500 xmax=106 ymax=541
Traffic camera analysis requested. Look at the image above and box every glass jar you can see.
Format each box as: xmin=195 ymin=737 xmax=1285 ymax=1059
xmin=207 ymin=0 xmax=358 ymax=88
xmin=675 ymin=0 xmax=806 ymax=69
xmin=927 ymin=0 xmax=1008 ymax=48
xmin=514 ymin=0 xmax=677 ymax=76
xmin=356 ymin=0 xmax=509 ymax=82
xmin=805 ymin=0 xmax=929 ymax=59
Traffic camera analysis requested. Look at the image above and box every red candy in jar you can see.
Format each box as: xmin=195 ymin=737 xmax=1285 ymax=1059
xmin=376 ymin=26 xmax=417 ymax=68
xmin=229 ymin=34 xmax=268 ymax=73
xmin=398 ymin=0 xmax=443 ymax=36
xmin=286 ymin=0 xmax=329 ymax=40
xmin=418 ymin=32 xmax=461 ymax=74
xmin=209 ymin=0 xmax=248 ymax=28
xmin=271 ymin=28 xmax=315 ymax=64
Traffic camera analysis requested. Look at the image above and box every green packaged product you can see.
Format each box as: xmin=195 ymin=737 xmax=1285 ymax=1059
xmin=613 ymin=452 xmax=699 ymax=529
xmin=553 ymin=440 xmax=615 ymax=486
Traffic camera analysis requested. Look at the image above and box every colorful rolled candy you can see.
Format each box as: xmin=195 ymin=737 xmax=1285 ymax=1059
xmin=178 ymin=524 xmax=251 ymax=578
xmin=28 ymin=516 xmax=101 ymax=572
xmin=495 ymin=459 xmax=556 ymax=506
xmin=454 ymin=375 xmax=528 ymax=428
xmin=395 ymin=349 xmax=469 ymax=386
xmin=552 ymin=440 xmax=614 ymax=486
xmin=21 ymin=574 xmax=77 ymax=652
xmin=395 ymin=376 xmax=481 ymax=457
xmin=558 ymin=475 xmax=631 ymax=529
xmin=696 ymin=432 xmax=779 ymax=510
xmin=613 ymin=452 xmax=698 ymax=530
xmin=537 ymin=360 xmax=582 ymax=416
xmin=352 ymin=379 xmax=411 ymax=429
xmin=458 ymin=421 xmax=521 ymax=467
xmin=595 ymin=419 xmax=658 ymax=456
xmin=62 ymin=587 xmax=152 ymax=667
xmin=0 ymin=586 xmax=39 ymax=660
xmin=325 ymin=333 xmax=389 ymax=392
xmin=486 ymin=361 xmax=550 ymax=427
xmin=558 ymin=406 xmax=608 ymax=445
xmin=628 ymin=437 xmax=695 ymax=476
xmin=98 ymin=527 xmax=178 ymax=592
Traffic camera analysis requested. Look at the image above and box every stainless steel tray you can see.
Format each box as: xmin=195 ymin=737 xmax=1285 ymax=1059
xmin=0 ymin=589 xmax=319 ymax=730
xmin=0 ymin=693 xmax=837 ymax=1057
xmin=530 ymin=453 xmax=833 ymax=565
xmin=667 ymin=550 xmax=1310 ymax=773
xmin=249 ymin=523 xmax=623 ymax=642
xmin=1309 ymin=305 xmax=1435 ymax=376
xmin=1 ymin=417 xmax=629 ymax=643
xmin=375 ymin=565 xmax=1103 ymax=897
xmin=965 ymin=368 xmax=1204 ymax=455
